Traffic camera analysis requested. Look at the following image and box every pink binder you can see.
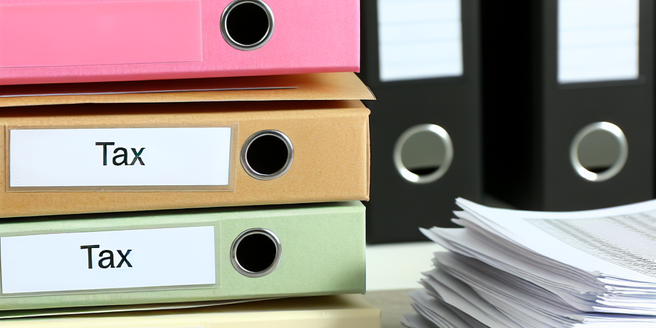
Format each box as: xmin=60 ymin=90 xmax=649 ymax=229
xmin=0 ymin=0 xmax=359 ymax=85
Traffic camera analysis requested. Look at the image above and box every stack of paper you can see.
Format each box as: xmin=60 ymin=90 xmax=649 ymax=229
xmin=404 ymin=198 xmax=656 ymax=327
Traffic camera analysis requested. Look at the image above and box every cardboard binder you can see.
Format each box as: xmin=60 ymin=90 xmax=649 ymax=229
xmin=0 ymin=0 xmax=359 ymax=85
xmin=483 ymin=0 xmax=654 ymax=210
xmin=359 ymin=0 xmax=482 ymax=243
xmin=0 ymin=202 xmax=365 ymax=311
xmin=0 ymin=73 xmax=373 ymax=217
xmin=0 ymin=295 xmax=381 ymax=327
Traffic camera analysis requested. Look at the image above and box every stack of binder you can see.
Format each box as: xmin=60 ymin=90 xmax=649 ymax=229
xmin=0 ymin=0 xmax=380 ymax=326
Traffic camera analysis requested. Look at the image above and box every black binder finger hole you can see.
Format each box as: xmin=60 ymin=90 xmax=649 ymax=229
xmin=231 ymin=228 xmax=281 ymax=278
xmin=579 ymin=131 xmax=619 ymax=173
xmin=241 ymin=130 xmax=293 ymax=180
xmin=402 ymin=131 xmax=445 ymax=175
xmin=221 ymin=0 xmax=274 ymax=50
xmin=570 ymin=122 xmax=628 ymax=182
xmin=394 ymin=124 xmax=453 ymax=184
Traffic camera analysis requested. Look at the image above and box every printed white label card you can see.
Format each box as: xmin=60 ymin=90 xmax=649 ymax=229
xmin=558 ymin=0 xmax=640 ymax=84
xmin=378 ymin=0 xmax=463 ymax=82
xmin=9 ymin=127 xmax=233 ymax=189
xmin=1 ymin=226 xmax=216 ymax=294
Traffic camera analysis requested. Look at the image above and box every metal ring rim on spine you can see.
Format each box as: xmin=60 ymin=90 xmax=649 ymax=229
xmin=569 ymin=121 xmax=628 ymax=182
xmin=230 ymin=228 xmax=282 ymax=278
xmin=393 ymin=124 xmax=454 ymax=184
xmin=220 ymin=0 xmax=275 ymax=51
xmin=241 ymin=130 xmax=294 ymax=180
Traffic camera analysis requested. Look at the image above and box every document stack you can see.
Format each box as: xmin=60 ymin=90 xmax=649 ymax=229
xmin=404 ymin=198 xmax=656 ymax=328
xmin=0 ymin=0 xmax=380 ymax=326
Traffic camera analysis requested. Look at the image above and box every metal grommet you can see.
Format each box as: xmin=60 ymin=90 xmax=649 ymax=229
xmin=569 ymin=121 xmax=628 ymax=182
xmin=220 ymin=0 xmax=274 ymax=51
xmin=230 ymin=228 xmax=282 ymax=278
xmin=393 ymin=124 xmax=454 ymax=184
xmin=241 ymin=130 xmax=293 ymax=180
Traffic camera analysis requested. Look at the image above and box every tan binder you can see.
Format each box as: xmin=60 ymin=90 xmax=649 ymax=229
xmin=0 ymin=73 xmax=373 ymax=217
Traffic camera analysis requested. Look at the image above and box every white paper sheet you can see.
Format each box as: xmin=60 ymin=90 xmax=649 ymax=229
xmin=407 ymin=197 xmax=656 ymax=327
xmin=456 ymin=198 xmax=656 ymax=284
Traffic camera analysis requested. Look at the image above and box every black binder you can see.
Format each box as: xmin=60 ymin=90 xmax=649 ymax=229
xmin=360 ymin=0 xmax=482 ymax=243
xmin=483 ymin=0 xmax=654 ymax=210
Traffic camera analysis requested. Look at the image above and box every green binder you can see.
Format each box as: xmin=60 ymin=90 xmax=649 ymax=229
xmin=0 ymin=202 xmax=365 ymax=311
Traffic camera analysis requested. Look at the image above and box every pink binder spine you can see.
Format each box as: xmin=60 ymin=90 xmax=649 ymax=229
xmin=0 ymin=0 xmax=360 ymax=85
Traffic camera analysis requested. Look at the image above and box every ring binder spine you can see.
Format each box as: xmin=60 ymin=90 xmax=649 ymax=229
xmin=0 ymin=101 xmax=370 ymax=217
xmin=360 ymin=0 xmax=482 ymax=243
xmin=0 ymin=201 xmax=366 ymax=310
xmin=483 ymin=0 xmax=654 ymax=210
xmin=0 ymin=0 xmax=360 ymax=84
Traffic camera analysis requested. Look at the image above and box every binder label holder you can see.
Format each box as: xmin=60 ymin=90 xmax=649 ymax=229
xmin=7 ymin=126 xmax=237 ymax=191
xmin=558 ymin=0 xmax=640 ymax=84
xmin=0 ymin=226 xmax=216 ymax=294
xmin=377 ymin=0 xmax=463 ymax=81
xmin=0 ymin=0 xmax=203 ymax=68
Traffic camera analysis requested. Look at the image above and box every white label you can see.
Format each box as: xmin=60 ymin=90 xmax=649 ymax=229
xmin=378 ymin=0 xmax=463 ymax=82
xmin=1 ymin=226 xmax=216 ymax=294
xmin=9 ymin=127 xmax=232 ymax=188
xmin=558 ymin=0 xmax=640 ymax=84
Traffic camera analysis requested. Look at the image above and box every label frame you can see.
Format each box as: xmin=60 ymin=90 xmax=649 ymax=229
xmin=5 ymin=124 xmax=238 ymax=192
xmin=0 ymin=223 xmax=220 ymax=297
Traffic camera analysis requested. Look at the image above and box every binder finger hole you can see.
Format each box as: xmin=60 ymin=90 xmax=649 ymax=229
xmin=231 ymin=228 xmax=281 ymax=278
xmin=241 ymin=130 xmax=293 ymax=180
xmin=393 ymin=124 xmax=454 ymax=184
xmin=570 ymin=122 xmax=628 ymax=182
xmin=221 ymin=0 xmax=274 ymax=51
